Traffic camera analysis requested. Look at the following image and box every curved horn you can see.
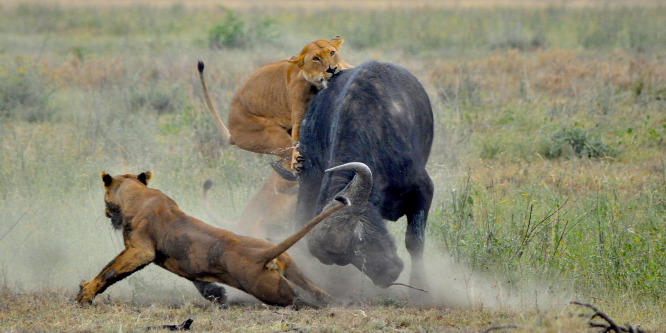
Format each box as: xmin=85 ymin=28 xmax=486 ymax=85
xmin=325 ymin=161 xmax=371 ymax=175
xmin=325 ymin=162 xmax=372 ymax=209
xmin=306 ymin=162 xmax=373 ymax=258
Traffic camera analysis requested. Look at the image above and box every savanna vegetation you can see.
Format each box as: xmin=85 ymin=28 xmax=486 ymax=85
xmin=0 ymin=1 xmax=664 ymax=331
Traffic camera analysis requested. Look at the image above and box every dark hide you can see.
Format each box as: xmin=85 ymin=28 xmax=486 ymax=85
xmin=296 ymin=61 xmax=434 ymax=288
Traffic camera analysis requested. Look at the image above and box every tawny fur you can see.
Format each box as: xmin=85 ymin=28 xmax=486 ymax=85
xmin=199 ymin=36 xmax=351 ymax=170
xmin=76 ymin=171 xmax=345 ymax=307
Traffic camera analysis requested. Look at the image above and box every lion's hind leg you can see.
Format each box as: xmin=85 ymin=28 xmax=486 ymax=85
xmin=193 ymin=280 xmax=227 ymax=306
xmin=228 ymin=110 xmax=294 ymax=160
xmin=283 ymin=263 xmax=333 ymax=306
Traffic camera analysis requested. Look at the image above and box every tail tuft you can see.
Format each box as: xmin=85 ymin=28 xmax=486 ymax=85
xmin=198 ymin=60 xmax=205 ymax=73
xmin=203 ymin=179 xmax=213 ymax=191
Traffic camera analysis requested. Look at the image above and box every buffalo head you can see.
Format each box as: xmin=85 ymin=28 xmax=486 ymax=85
xmin=306 ymin=162 xmax=404 ymax=286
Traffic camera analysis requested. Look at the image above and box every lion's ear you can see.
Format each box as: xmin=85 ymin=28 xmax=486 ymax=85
xmin=101 ymin=172 xmax=113 ymax=187
xmin=330 ymin=36 xmax=343 ymax=48
xmin=288 ymin=53 xmax=305 ymax=67
xmin=138 ymin=171 xmax=151 ymax=185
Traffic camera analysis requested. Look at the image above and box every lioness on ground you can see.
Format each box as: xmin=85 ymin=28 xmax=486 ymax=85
xmin=76 ymin=170 xmax=353 ymax=307
xmin=199 ymin=36 xmax=351 ymax=174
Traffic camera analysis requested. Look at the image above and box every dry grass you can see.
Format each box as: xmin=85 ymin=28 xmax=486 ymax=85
xmin=0 ymin=290 xmax=601 ymax=332
xmin=0 ymin=2 xmax=664 ymax=332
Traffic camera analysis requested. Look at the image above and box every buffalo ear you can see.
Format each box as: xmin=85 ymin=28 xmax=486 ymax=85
xmin=101 ymin=172 xmax=113 ymax=187
xmin=138 ymin=171 xmax=151 ymax=185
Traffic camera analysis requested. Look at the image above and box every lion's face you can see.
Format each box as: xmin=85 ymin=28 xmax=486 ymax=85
xmin=290 ymin=36 xmax=345 ymax=89
xmin=101 ymin=171 xmax=151 ymax=229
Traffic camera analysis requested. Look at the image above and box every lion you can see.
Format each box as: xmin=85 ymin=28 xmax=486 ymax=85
xmin=76 ymin=170 xmax=350 ymax=307
xmin=198 ymin=36 xmax=351 ymax=174
xmin=202 ymin=170 xmax=297 ymax=237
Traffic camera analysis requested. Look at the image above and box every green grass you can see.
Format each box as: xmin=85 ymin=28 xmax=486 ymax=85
xmin=0 ymin=2 xmax=664 ymax=331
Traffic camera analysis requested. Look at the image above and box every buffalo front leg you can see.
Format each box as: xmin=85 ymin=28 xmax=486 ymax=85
xmin=405 ymin=181 xmax=433 ymax=303
xmin=76 ymin=247 xmax=155 ymax=305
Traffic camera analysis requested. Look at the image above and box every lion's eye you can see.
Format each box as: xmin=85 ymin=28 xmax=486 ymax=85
xmin=330 ymin=51 xmax=335 ymax=56
xmin=312 ymin=56 xmax=320 ymax=62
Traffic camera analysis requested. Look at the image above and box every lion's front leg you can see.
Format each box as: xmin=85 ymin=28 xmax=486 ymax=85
xmin=76 ymin=246 xmax=155 ymax=305
xmin=289 ymin=95 xmax=310 ymax=174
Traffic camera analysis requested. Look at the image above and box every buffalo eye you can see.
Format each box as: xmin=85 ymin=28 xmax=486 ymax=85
xmin=312 ymin=56 xmax=320 ymax=62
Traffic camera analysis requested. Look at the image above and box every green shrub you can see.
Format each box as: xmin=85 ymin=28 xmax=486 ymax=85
xmin=0 ymin=59 xmax=56 ymax=122
xmin=539 ymin=126 xmax=614 ymax=159
xmin=479 ymin=137 xmax=504 ymax=160
xmin=128 ymin=84 xmax=185 ymax=115
xmin=207 ymin=8 xmax=276 ymax=49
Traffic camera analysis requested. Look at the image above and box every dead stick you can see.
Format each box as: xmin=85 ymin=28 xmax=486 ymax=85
xmin=147 ymin=318 xmax=193 ymax=331
xmin=384 ymin=283 xmax=428 ymax=293
xmin=571 ymin=302 xmax=632 ymax=333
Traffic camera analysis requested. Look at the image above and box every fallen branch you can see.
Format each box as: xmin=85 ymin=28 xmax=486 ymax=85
xmin=571 ymin=302 xmax=645 ymax=333
xmin=383 ymin=282 xmax=428 ymax=293
xmin=146 ymin=318 xmax=193 ymax=331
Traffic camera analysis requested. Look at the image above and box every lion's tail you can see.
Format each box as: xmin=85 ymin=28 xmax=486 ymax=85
xmin=258 ymin=199 xmax=349 ymax=265
xmin=201 ymin=179 xmax=231 ymax=227
xmin=198 ymin=60 xmax=231 ymax=146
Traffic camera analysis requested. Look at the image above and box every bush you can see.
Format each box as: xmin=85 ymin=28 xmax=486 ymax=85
xmin=128 ymin=84 xmax=186 ymax=115
xmin=207 ymin=8 xmax=276 ymax=49
xmin=0 ymin=58 xmax=56 ymax=122
xmin=539 ymin=126 xmax=614 ymax=159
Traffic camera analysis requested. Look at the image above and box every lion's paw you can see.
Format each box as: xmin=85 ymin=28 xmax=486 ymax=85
xmin=75 ymin=281 xmax=95 ymax=305
xmin=291 ymin=143 xmax=303 ymax=174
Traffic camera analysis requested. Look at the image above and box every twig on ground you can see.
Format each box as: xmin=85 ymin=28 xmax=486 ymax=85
xmin=146 ymin=318 xmax=193 ymax=331
xmin=383 ymin=282 xmax=428 ymax=293
xmin=571 ymin=301 xmax=645 ymax=333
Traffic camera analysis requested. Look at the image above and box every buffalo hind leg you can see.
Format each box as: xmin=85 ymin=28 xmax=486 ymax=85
xmin=405 ymin=179 xmax=434 ymax=303
xmin=193 ymin=281 xmax=227 ymax=307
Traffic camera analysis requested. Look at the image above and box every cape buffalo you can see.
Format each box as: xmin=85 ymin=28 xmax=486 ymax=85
xmin=293 ymin=60 xmax=434 ymax=291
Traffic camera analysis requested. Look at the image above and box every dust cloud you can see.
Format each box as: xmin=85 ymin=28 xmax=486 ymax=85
xmin=288 ymin=244 xmax=572 ymax=311
xmin=0 ymin=184 xmax=569 ymax=311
